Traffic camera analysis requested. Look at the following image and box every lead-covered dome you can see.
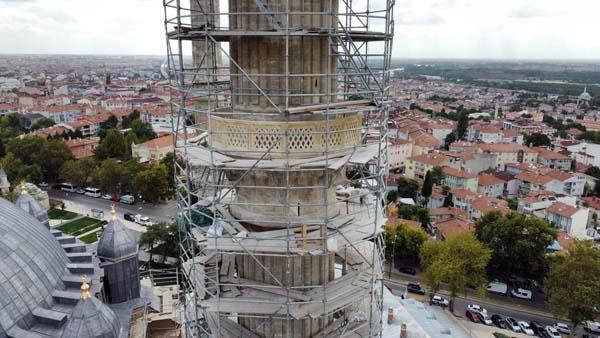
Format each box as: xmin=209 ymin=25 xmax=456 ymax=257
xmin=97 ymin=214 xmax=138 ymax=261
xmin=0 ymin=198 xmax=70 ymax=335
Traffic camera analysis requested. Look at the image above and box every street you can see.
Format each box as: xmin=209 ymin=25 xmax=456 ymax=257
xmin=48 ymin=189 xmax=179 ymax=223
xmin=384 ymin=278 xmax=595 ymax=337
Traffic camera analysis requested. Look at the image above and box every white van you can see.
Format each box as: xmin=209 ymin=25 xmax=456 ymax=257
xmin=84 ymin=187 xmax=101 ymax=198
xmin=511 ymin=288 xmax=532 ymax=300
xmin=487 ymin=281 xmax=508 ymax=295
xmin=60 ymin=183 xmax=76 ymax=192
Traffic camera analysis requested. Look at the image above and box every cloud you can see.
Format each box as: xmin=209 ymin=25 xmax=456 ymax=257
xmin=397 ymin=14 xmax=444 ymax=25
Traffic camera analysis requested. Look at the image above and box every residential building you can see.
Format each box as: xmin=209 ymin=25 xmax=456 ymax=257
xmin=388 ymin=138 xmax=412 ymax=173
xmin=477 ymin=143 xmax=538 ymax=170
xmin=545 ymin=202 xmax=590 ymax=239
xmin=477 ymin=174 xmax=505 ymax=197
xmin=405 ymin=153 xmax=453 ymax=180
xmin=131 ymin=134 xmax=174 ymax=163
xmin=66 ymin=137 xmax=100 ymax=159
xmin=468 ymin=124 xmax=502 ymax=143
xmin=533 ymin=147 xmax=571 ymax=171
xmin=442 ymin=166 xmax=478 ymax=192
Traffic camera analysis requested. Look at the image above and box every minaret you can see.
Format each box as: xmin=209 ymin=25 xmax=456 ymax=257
xmin=96 ymin=207 xmax=140 ymax=303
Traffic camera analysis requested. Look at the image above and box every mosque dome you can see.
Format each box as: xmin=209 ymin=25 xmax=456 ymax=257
xmin=0 ymin=198 xmax=70 ymax=336
xmin=15 ymin=190 xmax=50 ymax=227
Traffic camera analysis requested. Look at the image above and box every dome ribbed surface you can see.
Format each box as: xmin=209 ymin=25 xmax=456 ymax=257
xmin=60 ymin=297 xmax=120 ymax=338
xmin=97 ymin=218 xmax=138 ymax=261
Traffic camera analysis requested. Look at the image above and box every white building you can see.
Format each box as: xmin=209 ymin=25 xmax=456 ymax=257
xmin=545 ymin=202 xmax=590 ymax=240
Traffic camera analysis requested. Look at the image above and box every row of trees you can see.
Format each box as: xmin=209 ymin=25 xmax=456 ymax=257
xmin=413 ymin=211 xmax=599 ymax=331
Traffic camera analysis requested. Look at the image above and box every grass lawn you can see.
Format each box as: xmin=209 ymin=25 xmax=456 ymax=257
xmin=79 ymin=232 xmax=99 ymax=244
xmin=48 ymin=209 xmax=78 ymax=220
xmin=58 ymin=217 xmax=103 ymax=234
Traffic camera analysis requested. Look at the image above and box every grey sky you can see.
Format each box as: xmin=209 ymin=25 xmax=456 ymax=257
xmin=0 ymin=0 xmax=599 ymax=59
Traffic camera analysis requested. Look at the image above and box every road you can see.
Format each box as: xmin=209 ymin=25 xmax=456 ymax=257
xmin=384 ymin=278 xmax=595 ymax=337
xmin=48 ymin=189 xmax=179 ymax=223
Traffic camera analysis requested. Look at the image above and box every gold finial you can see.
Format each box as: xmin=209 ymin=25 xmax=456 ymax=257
xmin=81 ymin=275 xmax=91 ymax=300
xmin=111 ymin=204 xmax=116 ymax=220
xmin=20 ymin=182 xmax=28 ymax=195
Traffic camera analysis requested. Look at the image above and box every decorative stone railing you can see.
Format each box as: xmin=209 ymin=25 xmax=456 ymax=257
xmin=209 ymin=113 xmax=363 ymax=158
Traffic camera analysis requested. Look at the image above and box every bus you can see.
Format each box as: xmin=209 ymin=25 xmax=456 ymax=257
xmin=60 ymin=183 xmax=76 ymax=192
xmin=84 ymin=187 xmax=101 ymax=198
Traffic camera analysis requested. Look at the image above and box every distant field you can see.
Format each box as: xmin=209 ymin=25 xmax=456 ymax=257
xmin=48 ymin=209 xmax=78 ymax=220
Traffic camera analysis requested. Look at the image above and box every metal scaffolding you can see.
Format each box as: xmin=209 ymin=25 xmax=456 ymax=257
xmin=163 ymin=0 xmax=394 ymax=336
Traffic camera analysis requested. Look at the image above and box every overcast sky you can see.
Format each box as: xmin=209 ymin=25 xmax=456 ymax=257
xmin=1 ymin=0 xmax=599 ymax=60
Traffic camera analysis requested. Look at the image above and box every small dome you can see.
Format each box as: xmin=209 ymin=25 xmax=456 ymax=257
xmin=15 ymin=191 xmax=49 ymax=227
xmin=97 ymin=213 xmax=138 ymax=261
xmin=61 ymin=297 xmax=120 ymax=338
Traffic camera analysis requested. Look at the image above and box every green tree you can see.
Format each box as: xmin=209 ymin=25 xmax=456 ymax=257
xmin=42 ymin=139 xmax=74 ymax=181
xmin=420 ymin=232 xmax=491 ymax=310
xmin=456 ymin=109 xmax=469 ymax=140
xmin=93 ymin=159 xmax=124 ymax=193
xmin=1 ymin=152 xmax=43 ymax=184
xmin=585 ymin=166 xmax=600 ymax=179
xmin=475 ymin=211 xmax=557 ymax=279
xmin=524 ymin=133 xmax=551 ymax=147
xmin=385 ymin=222 xmax=428 ymax=259
xmin=131 ymin=119 xmax=156 ymax=142
xmin=386 ymin=190 xmax=398 ymax=205
xmin=7 ymin=136 xmax=46 ymax=165
xmin=120 ymin=159 xmax=146 ymax=193
xmin=430 ymin=166 xmax=445 ymax=185
xmin=100 ymin=114 xmax=118 ymax=130
xmin=124 ymin=132 xmax=139 ymax=157
xmin=443 ymin=192 xmax=454 ymax=207
xmin=421 ymin=171 xmax=433 ymax=199
xmin=416 ymin=207 xmax=430 ymax=227
xmin=444 ymin=132 xmax=456 ymax=150
xmin=160 ymin=151 xmax=184 ymax=193
xmin=105 ymin=73 xmax=111 ymax=85
xmin=94 ymin=129 xmax=128 ymax=160
xmin=31 ymin=118 xmax=55 ymax=130
xmin=508 ymin=198 xmax=518 ymax=210
xmin=133 ymin=164 xmax=169 ymax=202
xmin=139 ymin=221 xmax=180 ymax=265
xmin=59 ymin=160 xmax=87 ymax=187
xmin=397 ymin=177 xmax=419 ymax=199
xmin=545 ymin=241 xmax=600 ymax=333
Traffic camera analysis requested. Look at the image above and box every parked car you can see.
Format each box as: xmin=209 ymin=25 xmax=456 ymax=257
xmin=553 ymin=322 xmax=571 ymax=335
xmin=491 ymin=314 xmax=507 ymax=329
xmin=544 ymin=326 xmax=562 ymax=338
xmin=124 ymin=213 xmax=135 ymax=222
xmin=120 ymin=194 xmax=135 ymax=205
xmin=75 ymin=187 xmax=85 ymax=194
xmin=406 ymin=283 xmax=426 ymax=295
xmin=529 ymin=321 xmax=545 ymax=336
xmin=505 ymin=317 xmax=521 ymax=332
xmin=110 ymin=194 xmax=120 ymax=202
xmin=465 ymin=309 xmax=480 ymax=323
xmin=134 ymin=214 xmax=153 ymax=226
xmin=487 ymin=281 xmax=508 ymax=295
xmin=38 ymin=182 xmax=48 ymax=188
xmin=511 ymin=288 xmax=533 ymax=300
xmin=518 ymin=321 xmax=534 ymax=335
xmin=398 ymin=267 xmax=416 ymax=275
xmin=431 ymin=295 xmax=448 ymax=307
xmin=477 ymin=312 xmax=493 ymax=326
xmin=101 ymin=194 xmax=112 ymax=200
xmin=467 ymin=304 xmax=487 ymax=314
xmin=84 ymin=187 xmax=101 ymax=198
xmin=585 ymin=321 xmax=600 ymax=333
xmin=60 ymin=182 xmax=76 ymax=192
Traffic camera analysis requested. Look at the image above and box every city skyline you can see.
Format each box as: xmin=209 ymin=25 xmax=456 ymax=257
xmin=1 ymin=0 xmax=600 ymax=59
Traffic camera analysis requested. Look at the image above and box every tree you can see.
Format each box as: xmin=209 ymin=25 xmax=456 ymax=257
xmin=444 ymin=132 xmax=456 ymax=150
xmin=386 ymin=190 xmax=398 ymax=205
xmin=507 ymin=198 xmax=518 ymax=210
xmin=443 ymin=192 xmax=454 ymax=207
xmin=420 ymin=232 xmax=491 ymax=310
xmin=475 ymin=211 xmax=557 ymax=279
xmin=133 ymin=164 xmax=169 ymax=202
xmin=545 ymin=241 xmax=600 ymax=333
xmin=430 ymin=166 xmax=445 ymax=185
xmin=385 ymin=222 xmax=428 ymax=260
xmin=124 ymin=132 xmax=139 ymax=157
xmin=456 ymin=109 xmax=469 ymax=140
xmin=42 ymin=139 xmax=74 ymax=181
xmin=131 ymin=119 xmax=156 ymax=142
xmin=105 ymin=73 xmax=111 ymax=85
xmin=421 ymin=171 xmax=433 ymax=199
xmin=160 ymin=151 xmax=184 ymax=193
xmin=1 ymin=152 xmax=43 ymax=184
xmin=60 ymin=160 xmax=87 ymax=187
xmin=416 ymin=207 xmax=430 ymax=227
xmin=93 ymin=159 xmax=124 ymax=193
xmin=524 ymin=133 xmax=551 ymax=147
xmin=120 ymin=159 xmax=146 ymax=193
xmin=139 ymin=221 xmax=180 ymax=265
xmin=100 ymin=114 xmax=118 ymax=130
xmin=31 ymin=118 xmax=55 ymax=130
xmin=397 ymin=177 xmax=419 ymax=199
xmin=94 ymin=129 xmax=128 ymax=160
xmin=585 ymin=166 xmax=600 ymax=179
